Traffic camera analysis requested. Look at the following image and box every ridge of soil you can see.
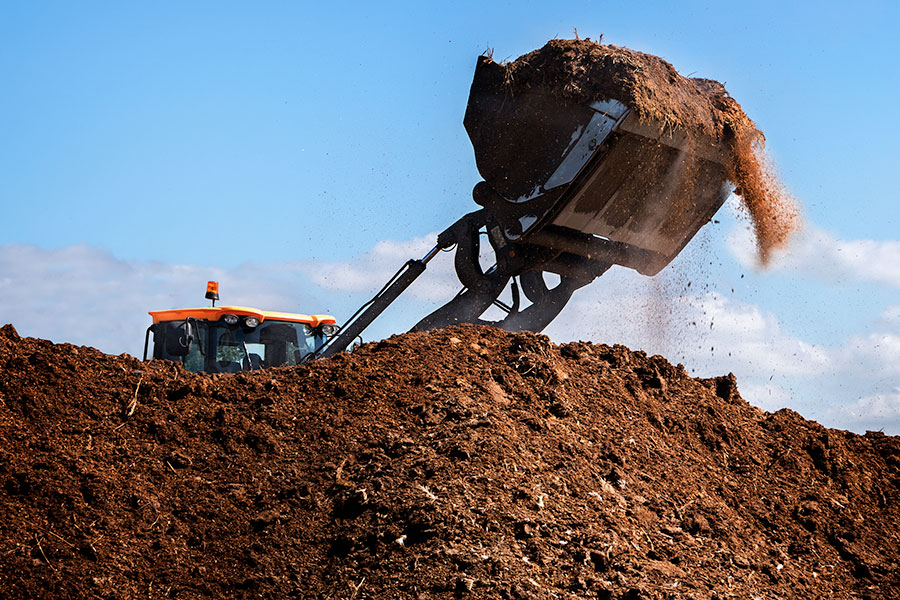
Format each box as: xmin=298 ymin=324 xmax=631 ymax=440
xmin=1 ymin=322 xmax=898 ymax=599
xmin=484 ymin=38 xmax=800 ymax=263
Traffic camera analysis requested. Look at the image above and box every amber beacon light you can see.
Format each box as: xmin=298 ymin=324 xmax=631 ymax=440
xmin=205 ymin=281 xmax=220 ymax=306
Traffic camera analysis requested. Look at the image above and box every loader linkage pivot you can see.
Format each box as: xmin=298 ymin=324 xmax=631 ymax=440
xmin=411 ymin=208 xmax=607 ymax=333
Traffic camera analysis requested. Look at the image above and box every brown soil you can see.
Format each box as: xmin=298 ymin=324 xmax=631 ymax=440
xmin=1 ymin=322 xmax=898 ymax=599
xmin=488 ymin=39 xmax=801 ymax=264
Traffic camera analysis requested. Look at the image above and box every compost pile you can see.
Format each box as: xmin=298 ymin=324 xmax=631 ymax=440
xmin=1 ymin=323 xmax=898 ymax=599
xmin=468 ymin=38 xmax=799 ymax=263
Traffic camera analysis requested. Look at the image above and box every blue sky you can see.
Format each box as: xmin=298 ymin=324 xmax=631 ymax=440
xmin=2 ymin=1 xmax=900 ymax=433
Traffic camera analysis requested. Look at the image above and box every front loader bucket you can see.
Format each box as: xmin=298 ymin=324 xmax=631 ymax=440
xmin=464 ymin=57 xmax=731 ymax=276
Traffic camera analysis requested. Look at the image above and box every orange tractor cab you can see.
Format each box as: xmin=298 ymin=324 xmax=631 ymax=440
xmin=143 ymin=282 xmax=337 ymax=374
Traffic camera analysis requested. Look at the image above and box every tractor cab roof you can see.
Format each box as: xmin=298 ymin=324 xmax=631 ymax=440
xmin=149 ymin=306 xmax=336 ymax=327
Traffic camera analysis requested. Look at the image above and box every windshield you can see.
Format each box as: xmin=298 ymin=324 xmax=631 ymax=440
xmin=213 ymin=321 xmax=317 ymax=373
xmin=153 ymin=319 xmax=326 ymax=373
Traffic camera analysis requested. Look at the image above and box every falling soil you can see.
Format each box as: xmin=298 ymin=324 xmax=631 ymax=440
xmin=725 ymin=130 xmax=800 ymax=264
xmin=479 ymin=38 xmax=801 ymax=264
xmin=1 ymin=322 xmax=898 ymax=599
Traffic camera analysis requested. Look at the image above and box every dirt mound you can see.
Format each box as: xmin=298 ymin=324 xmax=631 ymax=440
xmin=478 ymin=38 xmax=800 ymax=264
xmin=1 ymin=322 xmax=898 ymax=599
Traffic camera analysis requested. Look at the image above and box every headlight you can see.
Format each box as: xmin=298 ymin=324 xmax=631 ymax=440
xmin=321 ymin=324 xmax=338 ymax=336
xmin=244 ymin=316 xmax=260 ymax=328
xmin=303 ymin=324 xmax=313 ymax=336
xmin=222 ymin=314 xmax=239 ymax=325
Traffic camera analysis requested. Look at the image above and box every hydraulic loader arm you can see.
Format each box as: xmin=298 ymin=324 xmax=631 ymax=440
xmin=306 ymin=213 xmax=477 ymax=360
xmin=308 ymin=252 xmax=433 ymax=360
xmin=307 ymin=204 xmax=610 ymax=361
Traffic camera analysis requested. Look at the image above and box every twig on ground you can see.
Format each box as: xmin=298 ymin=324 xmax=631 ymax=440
xmin=34 ymin=535 xmax=56 ymax=571
xmin=41 ymin=528 xmax=75 ymax=549
xmin=349 ymin=577 xmax=366 ymax=600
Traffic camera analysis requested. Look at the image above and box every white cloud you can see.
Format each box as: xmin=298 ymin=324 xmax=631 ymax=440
xmin=836 ymin=333 xmax=900 ymax=378
xmin=294 ymin=233 xmax=462 ymax=302
xmin=0 ymin=244 xmax=324 ymax=357
xmin=546 ymin=278 xmax=830 ymax=380
xmin=693 ymin=292 xmax=831 ymax=376
xmin=881 ymin=305 xmax=900 ymax=326
xmin=735 ymin=381 xmax=795 ymax=413
xmin=728 ymin=221 xmax=900 ymax=289
xmin=831 ymin=388 xmax=900 ymax=433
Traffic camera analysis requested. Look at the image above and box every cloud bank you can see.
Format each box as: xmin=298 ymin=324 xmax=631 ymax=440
xmin=2 ymin=236 xmax=899 ymax=435
xmin=729 ymin=223 xmax=900 ymax=289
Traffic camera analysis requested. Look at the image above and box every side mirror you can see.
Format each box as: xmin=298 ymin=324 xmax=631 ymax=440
xmin=164 ymin=320 xmax=194 ymax=357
